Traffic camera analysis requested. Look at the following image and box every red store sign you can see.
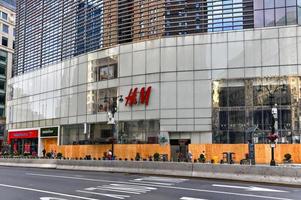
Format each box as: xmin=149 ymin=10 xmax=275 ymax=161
xmin=8 ymin=130 xmax=38 ymax=144
xmin=125 ymin=86 xmax=152 ymax=106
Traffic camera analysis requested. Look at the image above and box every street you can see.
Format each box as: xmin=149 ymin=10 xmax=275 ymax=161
xmin=0 ymin=166 xmax=299 ymax=200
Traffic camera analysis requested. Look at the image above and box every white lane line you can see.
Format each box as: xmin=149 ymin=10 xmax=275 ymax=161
xmin=212 ymin=184 xmax=288 ymax=193
xmin=180 ymin=197 xmax=207 ymax=200
xmin=0 ymin=183 xmax=99 ymax=200
xmin=26 ymin=173 xmax=295 ymax=200
xmin=84 ymin=187 xmax=143 ymax=194
xmin=129 ymin=180 xmax=173 ymax=185
xmin=109 ymin=184 xmax=157 ymax=190
xmin=137 ymin=176 xmax=188 ymax=183
xmin=77 ymin=190 xmax=130 ymax=199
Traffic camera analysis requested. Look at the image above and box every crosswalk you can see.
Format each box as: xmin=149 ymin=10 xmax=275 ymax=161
xmin=76 ymin=176 xmax=188 ymax=199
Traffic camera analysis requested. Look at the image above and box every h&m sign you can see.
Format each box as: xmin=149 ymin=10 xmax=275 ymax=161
xmin=125 ymin=86 xmax=152 ymax=106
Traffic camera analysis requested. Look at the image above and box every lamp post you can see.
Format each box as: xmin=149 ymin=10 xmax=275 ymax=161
xmin=104 ymin=95 xmax=123 ymax=159
xmin=257 ymin=83 xmax=286 ymax=166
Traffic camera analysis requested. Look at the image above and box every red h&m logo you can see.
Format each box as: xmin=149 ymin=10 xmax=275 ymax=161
xmin=125 ymin=86 xmax=152 ymax=106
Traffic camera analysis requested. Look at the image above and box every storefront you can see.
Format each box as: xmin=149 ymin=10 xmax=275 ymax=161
xmin=8 ymin=130 xmax=38 ymax=156
xmin=39 ymin=127 xmax=59 ymax=157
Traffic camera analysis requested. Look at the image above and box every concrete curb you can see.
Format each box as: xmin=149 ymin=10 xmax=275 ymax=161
xmin=0 ymin=159 xmax=300 ymax=186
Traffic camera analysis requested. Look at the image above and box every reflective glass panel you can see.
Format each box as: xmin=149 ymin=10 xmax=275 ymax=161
xmin=275 ymin=8 xmax=286 ymax=25
xmin=286 ymin=7 xmax=297 ymax=24
xmin=254 ymin=0 xmax=264 ymax=9
xmin=264 ymin=0 xmax=275 ymax=9
xmin=265 ymin=9 xmax=275 ymax=26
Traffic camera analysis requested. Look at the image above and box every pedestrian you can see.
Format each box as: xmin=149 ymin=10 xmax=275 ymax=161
xmin=188 ymin=151 xmax=193 ymax=162
xmin=42 ymin=148 xmax=46 ymax=158
xmin=107 ymin=150 xmax=112 ymax=160
xmin=200 ymin=150 xmax=206 ymax=163
xmin=51 ymin=150 xmax=54 ymax=159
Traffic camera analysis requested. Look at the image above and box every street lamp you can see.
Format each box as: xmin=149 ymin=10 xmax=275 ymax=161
xmin=104 ymin=95 xmax=123 ymax=159
xmin=257 ymin=84 xmax=286 ymax=166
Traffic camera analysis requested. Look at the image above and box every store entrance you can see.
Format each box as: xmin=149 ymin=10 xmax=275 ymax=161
xmin=170 ymin=139 xmax=191 ymax=162
xmin=11 ymin=139 xmax=38 ymax=156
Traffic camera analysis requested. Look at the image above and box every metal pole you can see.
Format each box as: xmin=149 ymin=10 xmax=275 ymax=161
xmin=270 ymin=145 xmax=275 ymax=166
xmin=270 ymin=104 xmax=277 ymax=166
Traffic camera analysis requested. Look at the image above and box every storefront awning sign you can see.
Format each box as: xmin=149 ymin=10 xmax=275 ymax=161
xmin=7 ymin=130 xmax=38 ymax=144
xmin=40 ymin=127 xmax=58 ymax=138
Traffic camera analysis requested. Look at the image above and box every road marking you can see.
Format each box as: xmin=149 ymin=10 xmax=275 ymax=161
xmin=180 ymin=197 xmax=207 ymax=200
xmin=40 ymin=198 xmax=69 ymax=200
xmin=0 ymin=183 xmax=99 ymax=200
xmin=77 ymin=190 xmax=130 ymax=199
xmin=83 ymin=183 xmax=157 ymax=196
xmin=212 ymin=184 xmax=288 ymax=193
xmin=135 ymin=176 xmax=188 ymax=183
xmin=26 ymin=173 xmax=295 ymax=200
xmin=132 ymin=176 xmax=187 ymax=185
xmin=129 ymin=180 xmax=173 ymax=185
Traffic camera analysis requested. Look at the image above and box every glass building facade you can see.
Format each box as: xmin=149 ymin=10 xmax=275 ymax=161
xmin=14 ymin=0 xmax=301 ymax=77
xmin=9 ymin=1 xmax=301 ymax=148
xmin=212 ymin=77 xmax=300 ymax=144
xmin=254 ymin=0 xmax=301 ymax=27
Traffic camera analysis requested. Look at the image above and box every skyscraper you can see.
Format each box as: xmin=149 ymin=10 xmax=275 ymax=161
xmin=7 ymin=0 xmax=301 ymax=157
xmin=0 ymin=0 xmax=15 ymax=151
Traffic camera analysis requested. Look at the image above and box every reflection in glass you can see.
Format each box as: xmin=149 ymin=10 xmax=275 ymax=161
xmin=254 ymin=10 xmax=264 ymax=27
xmin=87 ymin=88 xmax=117 ymax=114
xmin=91 ymin=57 xmax=118 ymax=82
xmin=264 ymin=0 xmax=275 ymax=8
xmin=275 ymin=0 xmax=285 ymax=7
xmin=275 ymin=8 xmax=286 ymax=25
xmin=213 ymin=77 xmax=300 ymax=144
xmin=118 ymin=120 xmax=160 ymax=144
xmin=254 ymin=0 xmax=264 ymax=10
xmin=265 ymin=9 xmax=275 ymax=27
xmin=286 ymin=7 xmax=297 ymax=25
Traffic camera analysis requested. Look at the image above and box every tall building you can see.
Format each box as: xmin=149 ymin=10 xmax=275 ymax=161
xmin=7 ymin=0 xmax=301 ymax=157
xmin=0 ymin=0 xmax=15 ymax=151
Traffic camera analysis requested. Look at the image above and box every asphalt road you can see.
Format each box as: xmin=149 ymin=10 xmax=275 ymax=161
xmin=0 ymin=166 xmax=300 ymax=200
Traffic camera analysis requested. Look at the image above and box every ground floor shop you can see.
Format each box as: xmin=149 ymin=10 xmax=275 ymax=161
xmin=7 ymin=130 xmax=38 ymax=156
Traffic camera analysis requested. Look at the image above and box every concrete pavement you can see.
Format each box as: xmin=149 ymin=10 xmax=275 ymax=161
xmin=0 ymin=166 xmax=300 ymax=200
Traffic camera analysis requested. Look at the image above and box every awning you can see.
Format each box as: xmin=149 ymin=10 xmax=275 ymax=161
xmin=7 ymin=130 xmax=38 ymax=144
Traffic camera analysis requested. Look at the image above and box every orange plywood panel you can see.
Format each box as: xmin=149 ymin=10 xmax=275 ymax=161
xmin=42 ymin=138 xmax=58 ymax=153
xmin=114 ymin=144 xmax=170 ymax=160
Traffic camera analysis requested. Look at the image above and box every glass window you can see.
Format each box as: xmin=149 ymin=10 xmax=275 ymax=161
xmin=60 ymin=124 xmax=85 ymax=145
xmin=298 ymin=7 xmax=301 ymax=25
xmin=254 ymin=10 xmax=264 ymax=27
xmin=264 ymin=0 xmax=275 ymax=9
xmin=265 ymin=9 xmax=275 ymax=27
xmin=88 ymin=88 xmax=117 ymax=114
xmin=228 ymin=87 xmax=245 ymax=106
xmin=275 ymin=0 xmax=285 ymax=7
xmin=92 ymin=57 xmax=118 ymax=82
xmin=0 ymin=50 xmax=7 ymax=62
xmin=286 ymin=0 xmax=297 ymax=6
xmin=2 ymin=24 xmax=9 ymax=33
xmin=254 ymin=0 xmax=264 ymax=9
xmin=276 ymin=8 xmax=286 ymax=25
xmin=118 ymin=120 xmax=160 ymax=144
xmin=1 ymin=37 xmax=8 ymax=47
xmin=1 ymin=12 xmax=8 ymax=20
xmin=286 ymin=7 xmax=297 ymax=25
